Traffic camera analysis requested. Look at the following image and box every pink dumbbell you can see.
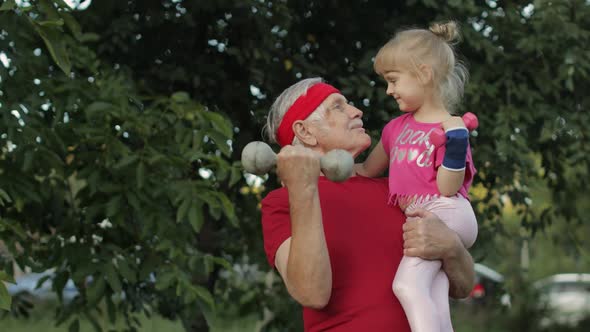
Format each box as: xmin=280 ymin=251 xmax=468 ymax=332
xmin=429 ymin=112 xmax=479 ymax=148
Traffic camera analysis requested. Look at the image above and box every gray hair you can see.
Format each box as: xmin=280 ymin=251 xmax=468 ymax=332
xmin=264 ymin=77 xmax=327 ymax=145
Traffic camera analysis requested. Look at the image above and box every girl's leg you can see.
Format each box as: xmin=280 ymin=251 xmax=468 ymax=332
xmin=424 ymin=196 xmax=478 ymax=248
xmin=393 ymin=255 xmax=442 ymax=332
xmin=432 ymin=270 xmax=452 ymax=332
xmin=421 ymin=196 xmax=478 ymax=332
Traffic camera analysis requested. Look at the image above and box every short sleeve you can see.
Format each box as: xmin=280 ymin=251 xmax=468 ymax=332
xmin=381 ymin=119 xmax=397 ymax=155
xmin=433 ymin=145 xmax=446 ymax=170
xmin=464 ymin=145 xmax=477 ymax=186
xmin=260 ymin=189 xmax=292 ymax=268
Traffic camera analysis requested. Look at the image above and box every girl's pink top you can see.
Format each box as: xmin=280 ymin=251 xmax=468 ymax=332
xmin=381 ymin=113 xmax=476 ymax=206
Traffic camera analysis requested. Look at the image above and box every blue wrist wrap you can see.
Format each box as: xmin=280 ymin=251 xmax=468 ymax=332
xmin=442 ymin=128 xmax=469 ymax=171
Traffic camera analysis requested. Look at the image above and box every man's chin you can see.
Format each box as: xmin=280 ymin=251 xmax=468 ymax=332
xmin=352 ymin=135 xmax=372 ymax=157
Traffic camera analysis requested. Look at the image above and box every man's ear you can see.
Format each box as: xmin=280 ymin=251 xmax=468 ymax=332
xmin=417 ymin=64 xmax=433 ymax=86
xmin=292 ymin=120 xmax=318 ymax=146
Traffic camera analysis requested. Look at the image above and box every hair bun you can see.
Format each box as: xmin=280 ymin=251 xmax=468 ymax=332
xmin=429 ymin=21 xmax=460 ymax=43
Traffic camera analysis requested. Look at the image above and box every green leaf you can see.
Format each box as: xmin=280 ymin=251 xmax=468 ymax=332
xmin=0 ymin=0 xmax=15 ymax=11
xmin=215 ymin=193 xmax=237 ymax=226
xmin=171 ymin=91 xmax=190 ymax=103
xmin=53 ymin=272 xmax=69 ymax=302
xmin=204 ymin=254 xmax=231 ymax=271
xmin=117 ymin=260 xmax=137 ymax=283
xmin=78 ymin=33 xmax=100 ymax=43
xmin=125 ymin=192 xmax=141 ymax=212
xmin=155 ymin=271 xmax=176 ymax=291
xmin=86 ymin=101 xmax=114 ymax=115
xmin=104 ymin=264 xmax=122 ymax=293
xmin=106 ymin=295 xmax=117 ymax=324
xmin=0 ymin=218 xmax=27 ymax=239
xmin=38 ymin=0 xmax=60 ymax=20
xmin=87 ymin=277 xmax=106 ymax=305
xmin=61 ymin=12 xmax=82 ymax=40
xmin=229 ymin=166 xmax=242 ymax=188
xmin=176 ymin=196 xmax=191 ymax=223
xmin=0 ymin=283 xmax=11 ymax=311
xmin=30 ymin=20 xmax=71 ymax=75
xmin=22 ymin=150 xmax=34 ymax=172
xmin=35 ymin=275 xmax=51 ymax=289
xmin=0 ymin=271 xmax=15 ymax=284
xmin=202 ymin=111 xmax=233 ymax=138
xmin=83 ymin=311 xmax=102 ymax=332
xmin=207 ymin=131 xmax=231 ymax=157
xmin=136 ymin=162 xmax=146 ymax=189
xmin=68 ymin=319 xmax=80 ymax=332
xmin=139 ymin=254 xmax=159 ymax=281
xmin=106 ymin=195 xmax=123 ymax=217
xmin=188 ymin=202 xmax=204 ymax=233
xmin=37 ymin=19 xmax=65 ymax=27
xmin=0 ymin=189 xmax=12 ymax=207
xmin=193 ymin=285 xmax=214 ymax=309
xmin=113 ymin=154 xmax=139 ymax=169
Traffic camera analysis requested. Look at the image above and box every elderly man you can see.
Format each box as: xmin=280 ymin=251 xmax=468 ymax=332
xmin=260 ymin=78 xmax=475 ymax=331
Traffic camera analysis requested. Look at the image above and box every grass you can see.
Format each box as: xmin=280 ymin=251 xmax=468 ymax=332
xmin=452 ymin=303 xmax=506 ymax=332
xmin=0 ymin=302 xmax=184 ymax=332
xmin=3 ymin=303 xmax=502 ymax=332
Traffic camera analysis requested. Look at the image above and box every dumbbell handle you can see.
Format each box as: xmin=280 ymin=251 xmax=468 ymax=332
xmin=241 ymin=141 xmax=354 ymax=182
xmin=430 ymin=112 xmax=479 ymax=148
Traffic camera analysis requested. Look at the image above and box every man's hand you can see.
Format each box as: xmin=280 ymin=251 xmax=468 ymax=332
xmin=403 ymin=208 xmax=475 ymax=298
xmin=402 ymin=208 xmax=462 ymax=260
xmin=276 ymin=145 xmax=321 ymax=190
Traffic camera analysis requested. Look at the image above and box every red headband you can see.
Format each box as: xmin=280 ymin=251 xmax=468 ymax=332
xmin=276 ymin=83 xmax=340 ymax=146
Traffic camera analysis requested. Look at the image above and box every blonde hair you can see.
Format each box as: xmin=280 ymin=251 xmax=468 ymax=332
xmin=374 ymin=21 xmax=469 ymax=113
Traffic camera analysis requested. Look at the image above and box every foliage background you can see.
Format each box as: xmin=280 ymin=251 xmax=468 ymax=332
xmin=0 ymin=0 xmax=589 ymax=331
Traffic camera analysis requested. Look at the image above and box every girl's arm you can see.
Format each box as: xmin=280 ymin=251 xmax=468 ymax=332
xmin=437 ymin=168 xmax=465 ymax=196
xmin=436 ymin=116 xmax=469 ymax=196
xmin=354 ymin=140 xmax=389 ymax=177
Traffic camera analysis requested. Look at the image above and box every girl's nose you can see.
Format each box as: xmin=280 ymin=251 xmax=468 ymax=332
xmin=386 ymin=83 xmax=395 ymax=96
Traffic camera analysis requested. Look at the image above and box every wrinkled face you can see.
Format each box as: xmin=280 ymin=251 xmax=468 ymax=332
xmin=383 ymin=70 xmax=426 ymax=112
xmin=310 ymin=93 xmax=371 ymax=157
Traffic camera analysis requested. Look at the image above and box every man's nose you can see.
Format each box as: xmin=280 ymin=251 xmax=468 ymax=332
xmin=347 ymin=104 xmax=363 ymax=118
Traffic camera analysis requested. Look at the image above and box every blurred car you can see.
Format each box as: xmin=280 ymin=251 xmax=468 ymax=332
xmin=534 ymin=273 xmax=590 ymax=327
xmin=460 ymin=263 xmax=511 ymax=307
xmin=6 ymin=269 xmax=79 ymax=303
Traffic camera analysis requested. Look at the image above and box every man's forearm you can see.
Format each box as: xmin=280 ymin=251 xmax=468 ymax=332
xmin=442 ymin=238 xmax=475 ymax=299
xmin=286 ymin=185 xmax=332 ymax=308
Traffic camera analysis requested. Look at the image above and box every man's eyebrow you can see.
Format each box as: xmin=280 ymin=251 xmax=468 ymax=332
xmin=332 ymin=95 xmax=347 ymax=104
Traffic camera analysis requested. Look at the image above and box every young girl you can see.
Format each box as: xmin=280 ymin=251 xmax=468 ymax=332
xmin=355 ymin=21 xmax=478 ymax=332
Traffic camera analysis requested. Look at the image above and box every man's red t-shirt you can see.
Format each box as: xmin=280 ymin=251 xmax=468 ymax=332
xmin=261 ymin=176 xmax=411 ymax=332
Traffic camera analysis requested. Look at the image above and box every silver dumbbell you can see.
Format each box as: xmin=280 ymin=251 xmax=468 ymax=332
xmin=241 ymin=141 xmax=354 ymax=182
